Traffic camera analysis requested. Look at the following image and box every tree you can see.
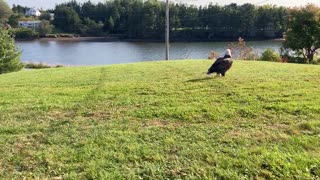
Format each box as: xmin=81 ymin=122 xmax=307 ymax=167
xmin=8 ymin=14 xmax=22 ymax=28
xmin=39 ymin=20 xmax=53 ymax=36
xmin=104 ymin=16 xmax=114 ymax=33
xmin=81 ymin=17 xmax=103 ymax=36
xmin=39 ymin=12 xmax=52 ymax=21
xmin=282 ymin=4 xmax=320 ymax=63
xmin=0 ymin=0 xmax=12 ymax=23
xmin=53 ymin=7 xmax=82 ymax=33
xmin=12 ymin=4 xmax=28 ymax=14
xmin=81 ymin=1 xmax=96 ymax=19
xmin=0 ymin=29 xmax=23 ymax=74
xmin=48 ymin=0 xmax=290 ymax=40
xmin=239 ymin=4 xmax=256 ymax=36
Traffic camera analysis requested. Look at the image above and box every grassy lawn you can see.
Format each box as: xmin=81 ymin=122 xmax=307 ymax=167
xmin=0 ymin=60 xmax=319 ymax=179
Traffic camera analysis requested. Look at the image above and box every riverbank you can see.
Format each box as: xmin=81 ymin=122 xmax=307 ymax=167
xmin=17 ymin=36 xmax=285 ymax=43
xmin=38 ymin=36 xmax=120 ymax=42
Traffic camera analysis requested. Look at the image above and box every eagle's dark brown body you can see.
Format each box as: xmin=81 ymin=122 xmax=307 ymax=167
xmin=207 ymin=57 xmax=233 ymax=76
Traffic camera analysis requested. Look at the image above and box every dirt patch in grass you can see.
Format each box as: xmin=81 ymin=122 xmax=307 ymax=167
xmin=80 ymin=111 xmax=112 ymax=120
xmin=6 ymin=133 xmax=48 ymax=173
xmin=48 ymin=111 xmax=72 ymax=119
xmin=141 ymin=119 xmax=182 ymax=128
xmin=48 ymin=110 xmax=112 ymax=120
xmin=223 ymin=127 xmax=289 ymax=143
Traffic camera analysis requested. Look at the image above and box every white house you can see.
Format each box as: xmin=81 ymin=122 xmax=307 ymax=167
xmin=25 ymin=8 xmax=41 ymax=16
xmin=49 ymin=13 xmax=55 ymax=20
xmin=18 ymin=21 xmax=42 ymax=29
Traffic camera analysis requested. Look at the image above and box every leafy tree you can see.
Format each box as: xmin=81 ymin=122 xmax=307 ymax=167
xmin=81 ymin=17 xmax=103 ymax=36
xmin=8 ymin=14 xmax=23 ymax=28
xmin=9 ymin=28 xmax=38 ymax=40
xmin=104 ymin=16 xmax=114 ymax=33
xmin=222 ymin=3 xmax=241 ymax=37
xmin=83 ymin=17 xmax=98 ymax=28
xmin=203 ymin=4 xmax=223 ymax=37
xmin=142 ymin=0 xmax=162 ymax=38
xmin=239 ymin=4 xmax=256 ymax=36
xmin=53 ymin=7 xmax=82 ymax=33
xmin=39 ymin=20 xmax=53 ymax=36
xmin=81 ymin=1 xmax=96 ymax=19
xmin=39 ymin=12 xmax=52 ymax=21
xmin=283 ymin=4 xmax=320 ymax=63
xmin=49 ymin=0 xmax=290 ymax=39
xmin=0 ymin=29 xmax=23 ymax=74
xmin=12 ymin=4 xmax=28 ymax=14
xmin=56 ymin=0 xmax=81 ymax=15
xmin=170 ymin=4 xmax=181 ymax=31
xmin=0 ymin=0 xmax=12 ymax=23
xmin=126 ymin=0 xmax=144 ymax=38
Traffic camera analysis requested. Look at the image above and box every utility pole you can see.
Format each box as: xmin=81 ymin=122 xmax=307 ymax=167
xmin=165 ymin=0 xmax=169 ymax=60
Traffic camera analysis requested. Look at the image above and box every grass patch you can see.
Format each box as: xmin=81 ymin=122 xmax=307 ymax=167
xmin=0 ymin=60 xmax=319 ymax=179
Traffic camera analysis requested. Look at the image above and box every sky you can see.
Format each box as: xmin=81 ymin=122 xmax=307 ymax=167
xmin=5 ymin=0 xmax=320 ymax=9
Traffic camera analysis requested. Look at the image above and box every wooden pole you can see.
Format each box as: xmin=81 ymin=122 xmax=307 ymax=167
xmin=165 ymin=0 xmax=169 ymax=60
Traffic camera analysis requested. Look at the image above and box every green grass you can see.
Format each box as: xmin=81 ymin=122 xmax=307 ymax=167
xmin=0 ymin=60 xmax=319 ymax=179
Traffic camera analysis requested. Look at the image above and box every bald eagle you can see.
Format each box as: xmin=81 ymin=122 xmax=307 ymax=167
xmin=207 ymin=57 xmax=233 ymax=77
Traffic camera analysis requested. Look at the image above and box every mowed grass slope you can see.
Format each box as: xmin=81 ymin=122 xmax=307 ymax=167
xmin=0 ymin=60 xmax=319 ymax=179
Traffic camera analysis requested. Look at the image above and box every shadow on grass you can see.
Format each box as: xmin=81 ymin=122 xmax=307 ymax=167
xmin=186 ymin=76 xmax=214 ymax=82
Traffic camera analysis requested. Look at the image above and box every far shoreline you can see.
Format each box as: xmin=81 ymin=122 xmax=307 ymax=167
xmin=16 ymin=36 xmax=285 ymax=43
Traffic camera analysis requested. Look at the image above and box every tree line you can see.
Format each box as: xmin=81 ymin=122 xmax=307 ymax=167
xmin=50 ymin=0 xmax=289 ymax=40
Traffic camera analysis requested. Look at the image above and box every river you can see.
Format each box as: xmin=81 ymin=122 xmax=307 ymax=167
xmin=16 ymin=40 xmax=283 ymax=65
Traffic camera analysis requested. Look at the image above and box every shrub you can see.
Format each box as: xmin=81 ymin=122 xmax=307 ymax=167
xmin=10 ymin=28 xmax=38 ymax=40
xmin=228 ymin=37 xmax=259 ymax=60
xmin=260 ymin=48 xmax=281 ymax=62
xmin=38 ymin=20 xmax=53 ymax=36
xmin=208 ymin=51 xmax=218 ymax=59
xmin=24 ymin=62 xmax=64 ymax=69
xmin=0 ymin=29 xmax=23 ymax=74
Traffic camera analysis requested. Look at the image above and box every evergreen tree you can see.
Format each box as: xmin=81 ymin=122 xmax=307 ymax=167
xmin=53 ymin=7 xmax=82 ymax=33
xmin=0 ymin=29 xmax=23 ymax=74
xmin=104 ymin=16 xmax=114 ymax=32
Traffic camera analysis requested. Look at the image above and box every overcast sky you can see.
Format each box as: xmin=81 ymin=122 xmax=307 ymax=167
xmin=5 ymin=0 xmax=320 ymax=9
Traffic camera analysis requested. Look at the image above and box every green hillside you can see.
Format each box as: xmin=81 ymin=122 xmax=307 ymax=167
xmin=0 ymin=60 xmax=319 ymax=179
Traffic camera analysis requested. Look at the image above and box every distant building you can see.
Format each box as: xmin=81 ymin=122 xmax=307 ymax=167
xmin=49 ymin=13 xmax=55 ymax=20
xmin=18 ymin=21 xmax=42 ymax=29
xmin=25 ymin=8 xmax=41 ymax=16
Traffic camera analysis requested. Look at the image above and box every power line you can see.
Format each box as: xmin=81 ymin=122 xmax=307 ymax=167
xmin=165 ymin=0 xmax=169 ymax=60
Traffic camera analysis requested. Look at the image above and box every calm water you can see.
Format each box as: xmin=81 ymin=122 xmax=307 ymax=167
xmin=16 ymin=40 xmax=282 ymax=65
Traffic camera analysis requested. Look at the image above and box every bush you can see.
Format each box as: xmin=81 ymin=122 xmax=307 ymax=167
xmin=24 ymin=62 xmax=64 ymax=69
xmin=208 ymin=51 xmax=218 ymax=59
xmin=0 ymin=29 xmax=23 ymax=74
xmin=228 ymin=37 xmax=259 ymax=60
xmin=10 ymin=28 xmax=38 ymax=40
xmin=38 ymin=20 xmax=53 ymax=36
xmin=260 ymin=48 xmax=281 ymax=62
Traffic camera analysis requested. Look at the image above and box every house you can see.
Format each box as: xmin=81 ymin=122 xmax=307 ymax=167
xmin=18 ymin=21 xmax=42 ymax=29
xmin=25 ymin=8 xmax=41 ymax=16
xmin=49 ymin=13 xmax=55 ymax=20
